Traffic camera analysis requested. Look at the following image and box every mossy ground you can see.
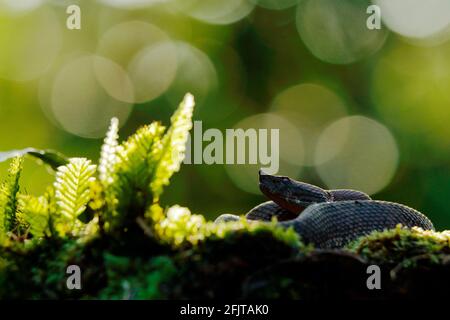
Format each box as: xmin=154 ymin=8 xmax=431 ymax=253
xmin=1 ymin=223 xmax=449 ymax=299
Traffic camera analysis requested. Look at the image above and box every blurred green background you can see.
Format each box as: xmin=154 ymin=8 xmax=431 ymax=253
xmin=1 ymin=0 xmax=450 ymax=229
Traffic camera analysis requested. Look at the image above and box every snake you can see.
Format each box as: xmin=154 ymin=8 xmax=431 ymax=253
xmin=215 ymin=170 xmax=434 ymax=249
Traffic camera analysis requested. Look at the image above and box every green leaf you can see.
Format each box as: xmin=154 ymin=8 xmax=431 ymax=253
xmin=53 ymin=158 xmax=96 ymax=234
xmin=150 ymin=93 xmax=195 ymax=201
xmin=116 ymin=122 xmax=166 ymax=191
xmin=103 ymin=122 xmax=165 ymax=231
xmin=0 ymin=148 xmax=68 ymax=171
xmin=17 ymin=194 xmax=49 ymax=238
xmin=0 ymin=157 xmax=23 ymax=236
xmin=99 ymin=118 xmax=120 ymax=188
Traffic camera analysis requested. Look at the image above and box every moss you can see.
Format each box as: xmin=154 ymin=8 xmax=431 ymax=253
xmin=167 ymin=228 xmax=307 ymax=299
xmin=348 ymin=225 xmax=450 ymax=266
xmin=0 ymin=236 xmax=108 ymax=299
xmin=240 ymin=251 xmax=372 ymax=300
xmin=99 ymin=255 xmax=176 ymax=299
xmin=2 ymin=222 xmax=450 ymax=299
xmin=0 ymin=213 xmax=309 ymax=299
xmin=342 ymin=225 xmax=450 ymax=298
xmin=388 ymin=253 xmax=450 ymax=298
xmin=147 ymin=204 xmax=305 ymax=250
xmin=0 ymin=237 xmax=75 ymax=299
xmin=0 ymin=202 xmax=310 ymax=300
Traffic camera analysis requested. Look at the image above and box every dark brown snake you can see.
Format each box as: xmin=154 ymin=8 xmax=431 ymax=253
xmin=215 ymin=171 xmax=434 ymax=249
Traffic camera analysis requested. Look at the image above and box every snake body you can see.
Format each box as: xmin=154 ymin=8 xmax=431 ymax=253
xmin=280 ymin=200 xmax=433 ymax=248
xmin=215 ymin=171 xmax=434 ymax=249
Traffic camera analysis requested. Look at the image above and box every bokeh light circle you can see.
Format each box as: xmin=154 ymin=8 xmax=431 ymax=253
xmin=212 ymin=0 xmax=255 ymax=25
xmin=372 ymin=42 xmax=450 ymax=152
xmin=127 ymin=41 xmax=178 ymax=103
xmin=93 ymin=56 xmax=135 ymax=103
xmin=47 ymin=0 xmax=79 ymax=7
xmin=249 ymin=0 xmax=298 ymax=10
xmin=97 ymin=21 xmax=177 ymax=103
xmin=374 ymin=0 xmax=450 ymax=41
xmin=0 ymin=7 xmax=61 ymax=81
xmin=314 ymin=116 xmax=399 ymax=195
xmin=271 ymin=83 xmax=347 ymax=165
xmin=50 ymin=55 xmax=132 ymax=138
xmin=225 ymin=113 xmax=304 ymax=194
xmin=165 ymin=42 xmax=218 ymax=107
xmin=97 ymin=21 xmax=170 ymax=62
xmin=296 ymin=0 xmax=387 ymax=64
xmin=0 ymin=0 xmax=43 ymax=14
xmin=184 ymin=0 xmax=255 ymax=25
xmin=97 ymin=0 xmax=165 ymax=9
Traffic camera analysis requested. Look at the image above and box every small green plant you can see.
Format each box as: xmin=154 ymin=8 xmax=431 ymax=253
xmin=0 ymin=156 xmax=23 ymax=239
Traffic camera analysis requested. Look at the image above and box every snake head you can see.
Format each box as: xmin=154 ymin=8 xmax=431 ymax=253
xmin=258 ymin=170 xmax=330 ymax=213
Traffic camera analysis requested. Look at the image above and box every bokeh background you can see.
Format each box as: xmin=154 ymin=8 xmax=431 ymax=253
xmin=1 ymin=0 xmax=450 ymax=229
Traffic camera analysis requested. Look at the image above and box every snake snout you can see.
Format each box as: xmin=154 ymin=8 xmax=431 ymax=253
xmin=259 ymin=171 xmax=327 ymax=214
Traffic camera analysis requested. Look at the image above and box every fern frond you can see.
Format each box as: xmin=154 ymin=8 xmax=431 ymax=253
xmin=103 ymin=123 xmax=165 ymax=230
xmin=97 ymin=94 xmax=194 ymax=232
xmin=17 ymin=194 xmax=49 ymax=238
xmin=116 ymin=122 xmax=166 ymax=190
xmin=54 ymin=158 xmax=96 ymax=225
xmin=0 ymin=156 xmax=23 ymax=236
xmin=43 ymin=185 xmax=58 ymax=236
xmin=150 ymin=93 xmax=195 ymax=201
xmin=99 ymin=117 xmax=119 ymax=188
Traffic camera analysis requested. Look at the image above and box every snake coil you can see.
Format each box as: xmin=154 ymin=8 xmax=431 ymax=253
xmin=215 ymin=171 xmax=434 ymax=249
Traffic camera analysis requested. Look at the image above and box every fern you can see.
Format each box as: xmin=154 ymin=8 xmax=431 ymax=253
xmin=99 ymin=117 xmax=119 ymax=188
xmin=150 ymin=93 xmax=195 ymax=201
xmin=101 ymin=122 xmax=165 ymax=231
xmin=102 ymin=93 xmax=194 ymax=231
xmin=116 ymin=123 xmax=166 ymax=192
xmin=54 ymin=158 xmax=96 ymax=234
xmin=0 ymin=94 xmax=196 ymax=239
xmin=0 ymin=157 xmax=23 ymax=237
xmin=17 ymin=195 xmax=49 ymax=238
xmin=98 ymin=117 xmax=121 ymax=226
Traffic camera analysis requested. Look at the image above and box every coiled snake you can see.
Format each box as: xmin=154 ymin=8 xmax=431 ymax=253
xmin=215 ymin=171 xmax=434 ymax=249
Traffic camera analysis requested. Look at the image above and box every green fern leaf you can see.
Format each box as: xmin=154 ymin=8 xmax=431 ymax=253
xmin=98 ymin=94 xmax=194 ymax=232
xmin=150 ymin=93 xmax=195 ymax=201
xmin=17 ymin=195 xmax=49 ymax=238
xmin=116 ymin=122 xmax=166 ymax=191
xmin=103 ymin=123 xmax=165 ymax=230
xmin=0 ymin=156 xmax=23 ymax=236
xmin=99 ymin=118 xmax=119 ymax=188
xmin=54 ymin=158 xmax=96 ymax=224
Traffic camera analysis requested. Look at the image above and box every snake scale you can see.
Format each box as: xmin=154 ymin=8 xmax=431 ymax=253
xmin=215 ymin=171 xmax=434 ymax=249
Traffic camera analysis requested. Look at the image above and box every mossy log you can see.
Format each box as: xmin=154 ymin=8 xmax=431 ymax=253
xmin=1 ymin=223 xmax=449 ymax=300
